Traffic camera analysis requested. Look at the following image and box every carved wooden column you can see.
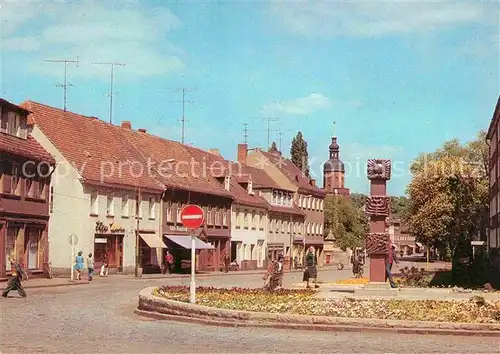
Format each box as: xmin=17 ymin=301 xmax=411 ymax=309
xmin=365 ymin=159 xmax=391 ymax=283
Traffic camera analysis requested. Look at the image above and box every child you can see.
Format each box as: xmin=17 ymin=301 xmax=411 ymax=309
xmin=100 ymin=254 xmax=108 ymax=277
xmin=87 ymin=253 xmax=94 ymax=281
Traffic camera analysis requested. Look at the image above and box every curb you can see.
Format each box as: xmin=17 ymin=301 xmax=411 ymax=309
xmin=135 ymin=286 xmax=500 ymax=337
xmin=133 ymin=309 xmax=500 ymax=337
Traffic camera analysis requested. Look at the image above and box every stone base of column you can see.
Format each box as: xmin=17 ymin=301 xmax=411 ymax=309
xmin=369 ymin=253 xmax=386 ymax=283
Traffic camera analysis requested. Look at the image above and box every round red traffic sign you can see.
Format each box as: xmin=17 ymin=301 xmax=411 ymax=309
xmin=180 ymin=205 xmax=205 ymax=229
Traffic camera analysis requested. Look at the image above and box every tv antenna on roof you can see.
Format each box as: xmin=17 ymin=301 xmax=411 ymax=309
xmin=43 ymin=57 xmax=79 ymax=111
xmin=92 ymin=61 xmax=126 ymax=124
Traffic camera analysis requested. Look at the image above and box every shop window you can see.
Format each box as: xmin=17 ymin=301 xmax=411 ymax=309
xmin=5 ymin=227 xmax=18 ymax=271
xmin=27 ymin=229 xmax=40 ymax=269
xmin=90 ymin=190 xmax=98 ymax=215
xmin=122 ymin=193 xmax=129 ymax=217
xmin=149 ymin=196 xmax=155 ymax=219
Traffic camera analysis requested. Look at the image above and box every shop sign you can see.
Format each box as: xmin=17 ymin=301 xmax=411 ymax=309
xmin=95 ymin=221 xmax=126 ymax=234
xmin=95 ymin=238 xmax=107 ymax=244
xmin=168 ymin=225 xmax=188 ymax=232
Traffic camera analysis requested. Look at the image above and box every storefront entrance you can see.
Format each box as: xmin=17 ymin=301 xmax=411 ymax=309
xmin=94 ymin=234 xmax=124 ymax=271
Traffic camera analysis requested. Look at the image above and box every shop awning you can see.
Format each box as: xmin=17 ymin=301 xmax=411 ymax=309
xmin=164 ymin=235 xmax=214 ymax=250
xmin=415 ymin=242 xmax=423 ymax=248
xmin=140 ymin=234 xmax=167 ymax=248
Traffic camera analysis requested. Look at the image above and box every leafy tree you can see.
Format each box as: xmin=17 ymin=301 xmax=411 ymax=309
xmin=290 ymin=131 xmax=310 ymax=177
xmin=268 ymin=141 xmax=278 ymax=153
xmin=406 ymin=131 xmax=488 ymax=280
xmin=390 ymin=196 xmax=409 ymax=218
xmin=350 ymin=193 xmax=367 ymax=210
xmin=324 ymin=195 xmax=369 ymax=251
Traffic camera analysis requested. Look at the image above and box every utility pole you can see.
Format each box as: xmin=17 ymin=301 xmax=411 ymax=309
xmin=242 ymin=123 xmax=248 ymax=144
xmin=43 ymin=58 xmax=79 ymax=111
xmin=135 ymin=186 xmax=141 ymax=278
xmin=93 ymin=61 xmax=125 ymax=124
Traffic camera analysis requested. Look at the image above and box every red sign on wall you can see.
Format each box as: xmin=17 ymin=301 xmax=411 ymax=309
xmin=180 ymin=205 xmax=205 ymax=229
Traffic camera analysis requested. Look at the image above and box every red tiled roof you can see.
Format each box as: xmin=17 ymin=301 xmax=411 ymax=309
xmin=255 ymin=150 xmax=325 ymax=198
xmin=22 ymin=101 xmax=164 ymax=192
xmin=118 ymin=128 xmax=232 ymax=198
xmin=184 ymin=146 xmax=267 ymax=208
xmin=0 ymin=133 xmax=55 ymax=164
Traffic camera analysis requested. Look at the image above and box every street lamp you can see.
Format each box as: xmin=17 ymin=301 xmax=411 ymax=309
xmin=135 ymin=158 xmax=175 ymax=278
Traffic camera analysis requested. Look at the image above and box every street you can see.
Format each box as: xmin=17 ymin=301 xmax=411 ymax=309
xmin=1 ymin=268 xmax=499 ymax=353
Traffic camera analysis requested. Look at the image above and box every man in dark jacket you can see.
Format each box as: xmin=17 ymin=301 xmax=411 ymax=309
xmin=386 ymin=244 xmax=399 ymax=288
xmin=2 ymin=257 xmax=27 ymax=298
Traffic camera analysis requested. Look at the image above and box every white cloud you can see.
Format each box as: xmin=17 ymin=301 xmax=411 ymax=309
xmin=262 ymin=93 xmax=331 ymax=116
xmin=268 ymin=1 xmax=494 ymax=37
xmin=1 ymin=1 xmax=185 ymax=80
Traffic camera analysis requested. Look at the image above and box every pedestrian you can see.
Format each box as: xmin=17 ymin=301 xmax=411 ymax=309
xmin=386 ymin=243 xmax=399 ymax=288
xmin=277 ymin=254 xmax=284 ymax=288
xmin=74 ymin=251 xmax=84 ymax=280
xmin=163 ymin=250 xmax=174 ymax=274
xmin=222 ymin=250 xmax=229 ymax=273
xmin=263 ymin=258 xmax=280 ymax=291
xmin=304 ymin=246 xmax=319 ymax=289
xmin=87 ymin=253 xmax=94 ymax=281
xmin=2 ymin=256 xmax=27 ymax=298
xmin=100 ymin=254 xmax=109 ymax=277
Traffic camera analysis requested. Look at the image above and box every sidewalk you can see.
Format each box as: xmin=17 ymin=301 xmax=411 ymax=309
xmin=20 ymin=278 xmax=89 ymax=289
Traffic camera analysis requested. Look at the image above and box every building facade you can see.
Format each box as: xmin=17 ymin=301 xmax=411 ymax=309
xmin=242 ymin=145 xmax=325 ymax=266
xmin=25 ymin=101 xmax=165 ymax=276
xmin=0 ymin=99 xmax=55 ymax=279
xmin=486 ymin=96 xmax=500 ymax=254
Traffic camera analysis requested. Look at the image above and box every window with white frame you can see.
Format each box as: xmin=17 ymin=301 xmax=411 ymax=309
xmin=215 ymin=207 xmax=221 ymax=225
xmin=175 ymin=203 xmax=181 ymax=223
xmin=269 ymin=219 xmax=274 ymax=233
xmin=259 ymin=212 xmax=264 ymax=230
xmin=223 ymin=208 xmax=228 ymax=226
xmin=148 ymin=196 xmax=155 ymax=219
xmin=235 ymin=209 xmax=240 ymax=228
xmin=272 ymin=191 xmax=276 ymax=204
xmin=207 ymin=206 xmax=213 ymax=225
xmin=320 ymin=224 xmax=323 ymax=235
xmin=106 ymin=194 xmax=114 ymax=216
xmin=90 ymin=190 xmax=98 ymax=215
xmin=251 ymin=212 xmax=256 ymax=229
xmin=122 ymin=193 xmax=129 ymax=217
xmin=280 ymin=193 xmax=284 ymax=205
xmin=138 ymin=198 xmax=143 ymax=218
xmin=7 ymin=112 xmax=18 ymax=136
xmin=283 ymin=221 xmax=288 ymax=234
xmin=243 ymin=211 xmax=249 ymax=229
xmin=11 ymin=165 xmax=19 ymax=195
xmin=166 ymin=201 xmax=173 ymax=222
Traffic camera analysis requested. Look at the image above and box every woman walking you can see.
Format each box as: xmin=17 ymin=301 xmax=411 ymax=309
xmin=304 ymin=247 xmax=319 ymax=289
xmin=74 ymin=251 xmax=84 ymax=280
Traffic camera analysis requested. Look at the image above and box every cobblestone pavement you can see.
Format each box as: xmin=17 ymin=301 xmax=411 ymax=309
xmin=1 ymin=270 xmax=499 ymax=353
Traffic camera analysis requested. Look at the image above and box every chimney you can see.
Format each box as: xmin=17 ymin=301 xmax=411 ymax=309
xmin=237 ymin=143 xmax=248 ymax=165
xmin=209 ymin=148 xmax=220 ymax=156
xmin=138 ymin=128 xmax=147 ymax=133
xmin=121 ymin=121 xmax=132 ymax=129
xmin=310 ymin=179 xmax=316 ymax=187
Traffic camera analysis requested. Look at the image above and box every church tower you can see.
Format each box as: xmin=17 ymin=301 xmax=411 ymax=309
xmin=323 ymin=128 xmax=350 ymax=196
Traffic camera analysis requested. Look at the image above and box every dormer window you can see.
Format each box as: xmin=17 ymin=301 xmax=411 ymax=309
xmin=247 ymin=179 xmax=253 ymax=195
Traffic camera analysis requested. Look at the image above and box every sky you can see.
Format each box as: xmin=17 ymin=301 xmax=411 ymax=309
xmin=1 ymin=0 xmax=498 ymax=196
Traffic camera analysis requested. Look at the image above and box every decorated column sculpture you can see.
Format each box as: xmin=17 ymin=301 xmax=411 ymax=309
xmin=365 ymin=159 xmax=391 ymax=283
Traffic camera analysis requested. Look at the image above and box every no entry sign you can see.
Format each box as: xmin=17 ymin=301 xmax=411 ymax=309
xmin=180 ymin=205 xmax=205 ymax=229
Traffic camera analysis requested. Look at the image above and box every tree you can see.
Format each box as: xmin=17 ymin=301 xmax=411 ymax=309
xmin=406 ymin=131 xmax=488 ymax=280
xmin=324 ymin=195 xmax=369 ymax=251
xmin=390 ymin=196 xmax=409 ymax=218
xmin=290 ymin=131 xmax=310 ymax=177
xmin=268 ymin=141 xmax=278 ymax=153
xmin=350 ymin=193 xmax=367 ymax=210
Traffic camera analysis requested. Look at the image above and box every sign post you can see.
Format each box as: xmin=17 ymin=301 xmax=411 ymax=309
xmin=68 ymin=233 xmax=78 ymax=280
xmin=180 ymin=205 xmax=205 ymax=304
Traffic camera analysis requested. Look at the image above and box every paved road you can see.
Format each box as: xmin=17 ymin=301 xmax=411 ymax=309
xmin=1 ymin=269 xmax=499 ymax=353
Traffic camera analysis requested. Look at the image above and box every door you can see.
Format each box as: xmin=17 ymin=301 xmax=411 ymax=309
xmin=27 ymin=229 xmax=40 ymax=269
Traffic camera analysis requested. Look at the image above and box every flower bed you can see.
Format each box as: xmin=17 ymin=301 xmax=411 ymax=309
xmin=153 ymin=286 xmax=500 ymax=323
